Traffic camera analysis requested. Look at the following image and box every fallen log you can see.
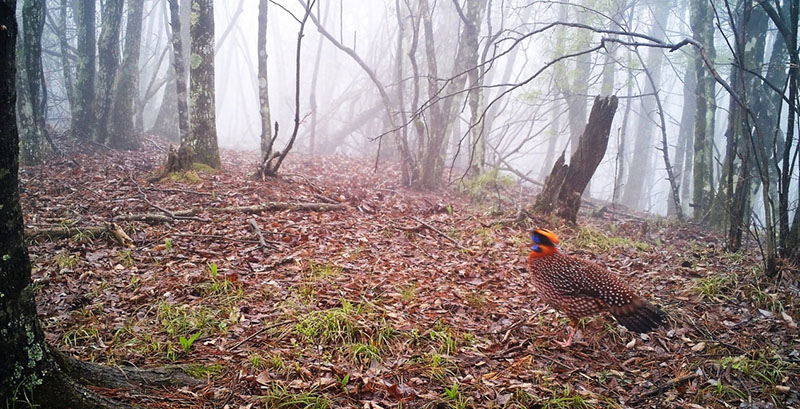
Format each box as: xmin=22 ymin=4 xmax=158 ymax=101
xmin=25 ymin=201 xmax=345 ymax=242
xmin=209 ymin=201 xmax=346 ymax=214
xmin=25 ymin=226 xmax=108 ymax=241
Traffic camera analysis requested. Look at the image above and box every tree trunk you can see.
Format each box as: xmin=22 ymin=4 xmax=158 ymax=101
xmin=675 ymin=45 xmax=696 ymax=215
xmin=535 ymin=96 xmax=619 ymax=224
xmin=2 ymin=8 xmax=205 ymax=406
xmin=621 ymin=0 xmax=670 ymax=211
xmin=17 ymin=0 xmax=47 ymax=164
xmin=418 ymin=0 xmax=446 ymax=189
xmin=189 ymin=0 xmax=221 ymax=169
xmin=718 ymin=3 xmax=769 ymax=249
xmin=71 ymin=0 xmax=95 ymax=140
xmin=151 ymin=0 xmax=191 ymax=142
xmin=556 ymin=96 xmax=619 ymax=222
xmin=1 ymin=6 xmax=121 ymax=406
xmin=308 ymin=2 xmax=326 ymax=156
xmin=57 ymin=0 xmax=75 ymax=111
xmin=94 ymin=0 xmax=125 ymax=144
xmin=613 ymin=50 xmax=635 ymax=205
xmin=393 ymin=0 xmax=413 ymax=186
xmin=169 ymin=0 xmax=191 ymax=152
xmin=459 ymin=0 xmax=488 ymax=176
xmin=257 ymin=0 xmax=273 ymax=161
xmin=690 ymin=0 xmax=716 ymax=220
xmin=109 ymin=0 xmax=144 ymax=150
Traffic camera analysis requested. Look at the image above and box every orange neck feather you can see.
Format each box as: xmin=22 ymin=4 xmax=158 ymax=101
xmin=528 ymin=245 xmax=559 ymax=262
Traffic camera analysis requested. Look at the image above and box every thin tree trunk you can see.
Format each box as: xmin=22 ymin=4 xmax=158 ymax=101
xmin=71 ymin=0 xmax=95 ymax=140
xmin=394 ymin=0 xmax=412 ymax=185
xmin=308 ymin=2 xmax=327 ymax=156
xmin=675 ymin=47 xmax=696 ymax=215
xmin=418 ymin=0 xmax=446 ymax=188
xmin=57 ymin=0 xmax=74 ymax=110
xmin=613 ymin=52 xmax=634 ymax=205
xmin=263 ymin=0 xmax=316 ymax=175
xmin=109 ymin=0 xmax=144 ymax=150
xmin=621 ymin=0 xmax=670 ymax=210
xmin=18 ymin=0 xmax=47 ymax=164
xmin=257 ymin=0 xmax=273 ymax=162
xmin=690 ymin=0 xmax=716 ymax=219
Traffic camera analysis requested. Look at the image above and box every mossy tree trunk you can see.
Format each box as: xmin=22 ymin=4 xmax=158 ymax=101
xmin=1 ymin=7 xmax=203 ymax=406
xmin=94 ymin=0 xmax=125 ymax=144
xmin=17 ymin=0 xmax=47 ymax=164
xmin=171 ymin=0 xmax=191 ymax=146
xmin=109 ymin=0 xmax=144 ymax=150
xmin=71 ymin=0 xmax=95 ymax=140
xmin=1 ymin=5 xmax=120 ymax=406
xmin=188 ymin=0 xmax=221 ymax=169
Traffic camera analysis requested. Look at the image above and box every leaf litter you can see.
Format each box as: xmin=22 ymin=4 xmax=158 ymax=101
xmin=21 ymin=138 xmax=800 ymax=408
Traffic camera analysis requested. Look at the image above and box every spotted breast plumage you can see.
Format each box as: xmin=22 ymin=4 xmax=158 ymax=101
xmin=527 ymin=228 xmax=666 ymax=347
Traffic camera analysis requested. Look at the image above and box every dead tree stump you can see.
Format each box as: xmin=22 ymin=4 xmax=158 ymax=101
xmin=165 ymin=144 xmax=195 ymax=173
xmin=534 ymin=95 xmax=618 ymax=224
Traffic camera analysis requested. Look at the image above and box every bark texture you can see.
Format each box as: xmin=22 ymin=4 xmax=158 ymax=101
xmin=71 ymin=0 xmax=95 ymax=140
xmin=257 ymin=0 xmax=273 ymax=160
xmin=109 ymin=0 xmax=145 ymax=150
xmin=17 ymin=0 xmax=47 ymax=164
xmin=189 ymin=0 xmax=221 ymax=169
xmin=94 ymin=0 xmax=125 ymax=144
xmin=690 ymin=0 xmax=716 ymax=219
xmin=535 ymin=96 xmax=618 ymax=224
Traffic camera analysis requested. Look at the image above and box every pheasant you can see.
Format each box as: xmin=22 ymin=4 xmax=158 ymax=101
xmin=527 ymin=228 xmax=666 ymax=347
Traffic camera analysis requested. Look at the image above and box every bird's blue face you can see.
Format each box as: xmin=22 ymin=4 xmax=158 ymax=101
xmin=529 ymin=229 xmax=559 ymax=257
xmin=531 ymin=233 xmax=542 ymax=252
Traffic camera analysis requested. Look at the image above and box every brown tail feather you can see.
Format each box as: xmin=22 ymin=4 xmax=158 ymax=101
xmin=611 ymin=298 xmax=666 ymax=333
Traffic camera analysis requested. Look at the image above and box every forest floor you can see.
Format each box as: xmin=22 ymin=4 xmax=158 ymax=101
xmin=21 ymin=138 xmax=799 ymax=409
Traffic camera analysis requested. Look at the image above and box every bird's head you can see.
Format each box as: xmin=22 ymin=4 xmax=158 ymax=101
xmin=529 ymin=228 xmax=560 ymax=259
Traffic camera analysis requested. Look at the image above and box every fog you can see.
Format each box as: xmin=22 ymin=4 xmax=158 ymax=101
xmin=27 ymin=0 xmax=799 ymax=222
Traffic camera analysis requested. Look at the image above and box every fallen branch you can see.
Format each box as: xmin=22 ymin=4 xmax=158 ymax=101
xmin=248 ymin=218 xmax=267 ymax=247
xmin=407 ymin=216 xmax=469 ymax=251
xmin=210 ymin=201 xmax=346 ymax=214
xmin=627 ymin=374 xmax=698 ymax=405
xmin=112 ymin=210 xmax=198 ymax=224
xmin=105 ymin=222 xmax=134 ymax=247
xmin=26 ymin=201 xmax=344 ymax=242
xmin=25 ymin=223 xmax=133 ymax=247
xmin=25 ymin=225 xmax=107 ymax=241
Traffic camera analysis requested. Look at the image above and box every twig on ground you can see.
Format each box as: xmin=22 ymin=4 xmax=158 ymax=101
xmin=407 ymin=216 xmax=469 ymax=251
xmin=627 ymin=374 xmax=698 ymax=405
xmin=247 ymin=218 xmax=271 ymax=248
xmin=229 ymin=320 xmax=297 ymax=351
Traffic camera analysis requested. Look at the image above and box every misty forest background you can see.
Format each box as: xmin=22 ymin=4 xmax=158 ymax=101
xmin=15 ymin=0 xmax=800 ymax=273
xmin=4 ymin=0 xmax=800 ymax=407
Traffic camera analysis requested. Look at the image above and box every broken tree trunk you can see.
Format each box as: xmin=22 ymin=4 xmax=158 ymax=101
xmin=534 ymin=96 xmax=618 ymax=224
